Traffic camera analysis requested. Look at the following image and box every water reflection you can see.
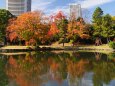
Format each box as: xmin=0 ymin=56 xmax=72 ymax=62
xmin=0 ymin=51 xmax=115 ymax=86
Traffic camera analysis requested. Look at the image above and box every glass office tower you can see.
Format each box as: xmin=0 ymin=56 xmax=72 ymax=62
xmin=6 ymin=0 xmax=31 ymax=16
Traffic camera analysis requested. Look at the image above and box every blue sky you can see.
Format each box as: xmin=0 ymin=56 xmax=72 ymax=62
xmin=0 ymin=0 xmax=115 ymax=18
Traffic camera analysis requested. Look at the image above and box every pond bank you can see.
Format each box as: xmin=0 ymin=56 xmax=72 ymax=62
xmin=0 ymin=44 xmax=114 ymax=52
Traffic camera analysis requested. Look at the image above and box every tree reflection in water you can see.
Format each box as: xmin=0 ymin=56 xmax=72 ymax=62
xmin=94 ymin=52 xmax=102 ymax=61
xmin=0 ymin=51 xmax=114 ymax=86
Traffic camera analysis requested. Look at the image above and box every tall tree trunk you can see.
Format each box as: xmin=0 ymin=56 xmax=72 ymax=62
xmin=3 ymin=37 xmax=5 ymax=45
xmin=72 ymin=42 xmax=74 ymax=47
xmin=108 ymin=37 xmax=111 ymax=42
xmin=107 ymin=37 xmax=110 ymax=43
xmin=63 ymin=42 xmax=64 ymax=47
xmin=99 ymin=38 xmax=102 ymax=45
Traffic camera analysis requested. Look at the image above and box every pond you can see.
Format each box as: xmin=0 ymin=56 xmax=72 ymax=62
xmin=0 ymin=51 xmax=115 ymax=86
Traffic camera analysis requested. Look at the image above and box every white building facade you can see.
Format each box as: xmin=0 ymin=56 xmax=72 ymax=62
xmin=6 ymin=0 xmax=31 ymax=16
xmin=70 ymin=4 xmax=82 ymax=20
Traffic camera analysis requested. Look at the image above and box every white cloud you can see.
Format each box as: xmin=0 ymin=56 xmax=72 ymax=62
xmin=74 ymin=0 xmax=114 ymax=8
xmin=31 ymin=0 xmax=114 ymax=16
xmin=48 ymin=6 xmax=69 ymax=15
xmin=32 ymin=0 xmax=56 ymax=11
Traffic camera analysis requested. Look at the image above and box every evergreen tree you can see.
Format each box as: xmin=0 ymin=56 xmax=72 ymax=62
xmin=102 ymin=14 xmax=115 ymax=43
xmin=92 ymin=7 xmax=103 ymax=45
xmin=92 ymin=7 xmax=103 ymax=37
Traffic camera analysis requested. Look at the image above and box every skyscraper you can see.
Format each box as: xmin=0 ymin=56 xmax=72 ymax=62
xmin=70 ymin=4 xmax=82 ymax=20
xmin=6 ymin=0 xmax=31 ymax=16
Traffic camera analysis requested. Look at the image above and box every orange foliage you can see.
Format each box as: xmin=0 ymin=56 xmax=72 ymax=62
xmin=50 ymin=62 xmax=59 ymax=72
xmin=5 ymin=53 xmax=91 ymax=86
xmin=66 ymin=59 xmax=89 ymax=78
xmin=48 ymin=11 xmax=66 ymax=37
xmin=67 ymin=18 xmax=90 ymax=39
xmin=6 ymin=18 xmax=18 ymax=42
xmin=7 ymin=11 xmax=50 ymax=45
xmin=6 ymin=56 xmax=43 ymax=86
xmin=54 ymin=11 xmax=65 ymax=20
xmin=8 ymin=56 xmax=17 ymax=68
xmin=48 ymin=22 xmax=59 ymax=36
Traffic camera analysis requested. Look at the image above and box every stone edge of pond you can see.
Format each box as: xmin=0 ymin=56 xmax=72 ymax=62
xmin=0 ymin=46 xmax=114 ymax=52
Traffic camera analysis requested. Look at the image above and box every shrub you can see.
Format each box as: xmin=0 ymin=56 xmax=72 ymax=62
xmin=35 ymin=45 xmax=40 ymax=50
xmin=108 ymin=41 xmax=115 ymax=49
xmin=69 ymin=40 xmax=74 ymax=44
xmin=108 ymin=53 xmax=115 ymax=59
xmin=58 ymin=38 xmax=69 ymax=44
xmin=26 ymin=46 xmax=33 ymax=50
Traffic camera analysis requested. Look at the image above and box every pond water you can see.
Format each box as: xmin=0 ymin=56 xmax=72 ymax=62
xmin=0 ymin=51 xmax=115 ymax=86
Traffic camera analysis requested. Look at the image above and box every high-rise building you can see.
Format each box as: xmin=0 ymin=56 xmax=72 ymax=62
xmin=70 ymin=4 xmax=82 ymax=20
xmin=6 ymin=0 xmax=31 ymax=16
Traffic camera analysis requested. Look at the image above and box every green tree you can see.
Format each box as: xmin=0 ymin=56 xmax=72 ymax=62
xmin=58 ymin=19 xmax=68 ymax=37
xmin=101 ymin=14 xmax=115 ymax=43
xmin=112 ymin=16 xmax=115 ymax=22
xmin=92 ymin=7 xmax=103 ymax=36
xmin=0 ymin=58 xmax=8 ymax=86
xmin=112 ymin=16 xmax=115 ymax=36
xmin=92 ymin=7 xmax=103 ymax=25
xmin=0 ymin=9 xmax=14 ymax=43
xmin=93 ymin=62 xmax=115 ymax=86
xmin=58 ymin=19 xmax=68 ymax=46
xmin=51 ymin=11 xmax=68 ymax=46
xmin=92 ymin=7 xmax=103 ymax=45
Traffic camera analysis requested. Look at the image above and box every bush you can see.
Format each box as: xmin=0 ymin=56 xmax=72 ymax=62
xmin=69 ymin=40 xmax=74 ymax=44
xmin=108 ymin=53 xmax=115 ymax=59
xmin=35 ymin=45 xmax=40 ymax=50
xmin=58 ymin=38 xmax=69 ymax=44
xmin=108 ymin=41 xmax=115 ymax=49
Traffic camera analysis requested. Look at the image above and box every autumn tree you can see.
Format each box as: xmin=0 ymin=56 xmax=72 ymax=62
xmin=67 ymin=20 xmax=79 ymax=45
xmin=7 ymin=11 xmax=50 ymax=45
xmin=49 ymin=11 xmax=68 ymax=46
xmin=48 ymin=22 xmax=59 ymax=41
xmin=67 ymin=17 xmax=90 ymax=46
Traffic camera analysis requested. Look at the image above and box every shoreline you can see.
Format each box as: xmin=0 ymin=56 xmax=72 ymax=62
xmin=0 ymin=44 xmax=114 ymax=52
